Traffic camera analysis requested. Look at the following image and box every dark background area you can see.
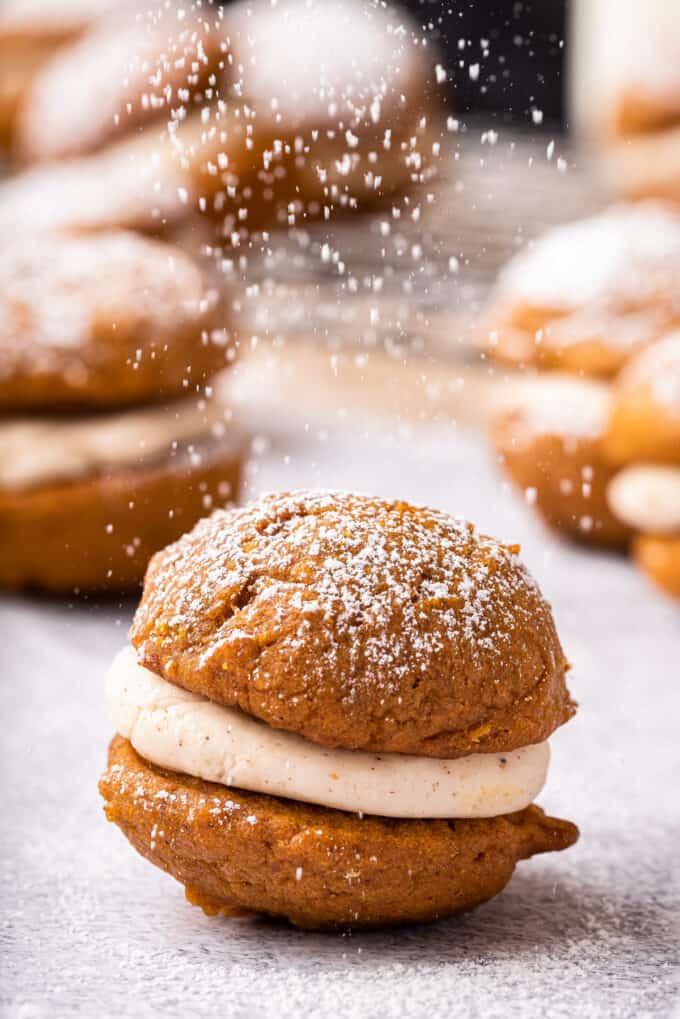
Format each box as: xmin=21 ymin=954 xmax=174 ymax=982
xmin=405 ymin=0 xmax=568 ymax=127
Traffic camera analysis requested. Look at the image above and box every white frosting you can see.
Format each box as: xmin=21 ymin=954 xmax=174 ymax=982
xmin=608 ymin=465 xmax=680 ymax=533
xmin=496 ymin=203 xmax=680 ymax=311
xmin=106 ymin=647 xmax=550 ymax=820
xmin=496 ymin=375 xmax=611 ymax=441
xmin=0 ymin=372 xmax=239 ymax=490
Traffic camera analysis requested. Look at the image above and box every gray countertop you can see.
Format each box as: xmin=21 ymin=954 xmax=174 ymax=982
xmin=2 ymin=412 xmax=678 ymax=1018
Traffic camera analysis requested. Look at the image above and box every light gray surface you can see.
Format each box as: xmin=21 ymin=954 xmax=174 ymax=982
xmin=2 ymin=416 xmax=679 ymax=1019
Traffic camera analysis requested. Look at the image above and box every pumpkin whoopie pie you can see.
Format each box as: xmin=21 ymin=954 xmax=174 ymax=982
xmin=486 ymin=203 xmax=680 ymax=380
xmin=100 ymin=490 xmax=578 ymax=930
xmin=2 ymin=0 xmax=437 ymax=237
xmin=491 ymin=375 xmax=631 ymax=546
xmin=0 ymin=230 xmax=244 ymax=592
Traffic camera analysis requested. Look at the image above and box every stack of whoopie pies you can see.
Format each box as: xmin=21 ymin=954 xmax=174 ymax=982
xmin=0 ymin=0 xmax=438 ymax=238
xmin=101 ymin=490 xmax=578 ymax=929
xmin=0 ymin=230 xmax=244 ymax=592
xmin=487 ymin=202 xmax=680 ymax=597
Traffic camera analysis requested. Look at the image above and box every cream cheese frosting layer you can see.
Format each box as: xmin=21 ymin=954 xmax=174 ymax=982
xmin=106 ymin=647 xmax=550 ymax=820
xmin=0 ymin=372 xmax=240 ymax=490
xmin=608 ymin=465 xmax=680 ymax=533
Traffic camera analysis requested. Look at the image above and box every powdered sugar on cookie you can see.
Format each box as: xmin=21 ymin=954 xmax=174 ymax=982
xmin=495 ymin=203 xmax=680 ymax=313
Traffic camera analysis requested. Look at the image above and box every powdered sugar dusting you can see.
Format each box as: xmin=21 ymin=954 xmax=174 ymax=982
xmin=0 ymin=0 xmax=118 ymax=31
xmin=17 ymin=2 xmax=222 ymax=161
xmin=496 ymin=202 xmax=680 ymax=313
xmin=496 ymin=376 xmax=612 ymax=442
xmin=104 ymin=761 xmax=249 ymax=826
xmin=224 ymin=0 xmax=424 ymax=128
xmin=0 ymin=129 xmax=190 ymax=234
xmin=0 ymin=231 xmax=215 ymax=386
xmin=621 ymin=331 xmax=680 ymax=419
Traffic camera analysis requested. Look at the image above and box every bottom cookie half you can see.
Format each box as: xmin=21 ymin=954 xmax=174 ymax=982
xmin=100 ymin=736 xmax=579 ymax=931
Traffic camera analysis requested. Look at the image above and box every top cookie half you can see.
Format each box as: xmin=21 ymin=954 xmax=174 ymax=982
xmin=0 ymin=231 xmax=232 ymax=412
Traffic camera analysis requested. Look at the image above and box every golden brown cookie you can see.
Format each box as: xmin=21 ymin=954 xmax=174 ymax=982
xmin=611 ymin=91 xmax=680 ymax=141
xmin=604 ymin=333 xmax=680 ymax=466
xmin=491 ymin=376 xmax=631 ymax=547
xmin=0 ymin=437 xmax=243 ymax=593
xmin=600 ymin=9 xmax=680 ymax=140
xmin=572 ymin=7 xmax=680 ymax=202
xmin=633 ymin=534 xmax=680 ymax=599
xmin=0 ymin=231 xmax=232 ymax=411
xmin=486 ymin=203 xmax=680 ymax=380
xmin=101 ymin=735 xmax=578 ymax=931
xmin=603 ymin=129 xmax=680 ymax=207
